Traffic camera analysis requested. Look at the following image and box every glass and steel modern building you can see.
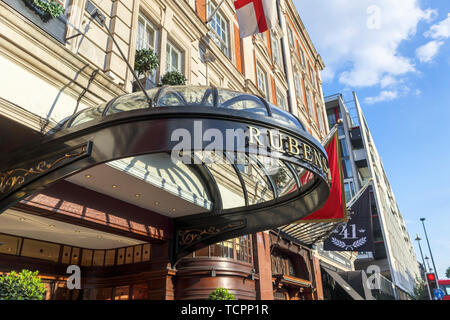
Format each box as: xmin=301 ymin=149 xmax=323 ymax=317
xmin=324 ymin=92 xmax=421 ymax=299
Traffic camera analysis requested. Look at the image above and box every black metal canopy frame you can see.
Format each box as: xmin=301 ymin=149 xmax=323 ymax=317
xmin=0 ymin=86 xmax=331 ymax=263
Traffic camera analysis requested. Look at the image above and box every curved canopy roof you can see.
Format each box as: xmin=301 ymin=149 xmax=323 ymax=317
xmin=59 ymin=86 xmax=307 ymax=134
xmin=0 ymin=86 xmax=331 ymax=262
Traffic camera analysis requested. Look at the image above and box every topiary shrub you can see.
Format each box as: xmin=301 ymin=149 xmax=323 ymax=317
xmin=134 ymin=48 xmax=160 ymax=78
xmin=209 ymin=288 xmax=236 ymax=300
xmin=159 ymin=71 xmax=187 ymax=86
xmin=0 ymin=270 xmax=46 ymax=300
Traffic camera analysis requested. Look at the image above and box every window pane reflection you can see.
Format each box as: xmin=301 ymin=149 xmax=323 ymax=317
xmin=257 ymin=156 xmax=296 ymax=197
xmin=239 ymin=155 xmax=274 ymax=205
xmin=106 ymin=89 xmax=158 ymax=115
xmin=70 ymin=102 xmax=107 ymax=128
xmin=291 ymin=164 xmax=315 ymax=192
xmin=194 ymin=235 xmax=252 ymax=264
xmin=157 ymin=86 xmax=213 ymax=107
xmin=203 ymin=152 xmax=245 ymax=210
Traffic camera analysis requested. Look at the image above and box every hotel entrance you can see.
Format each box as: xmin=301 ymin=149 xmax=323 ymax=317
xmin=0 ymin=86 xmax=331 ymax=300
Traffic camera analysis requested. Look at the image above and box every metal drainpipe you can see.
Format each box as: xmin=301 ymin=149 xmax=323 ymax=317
xmin=276 ymin=0 xmax=293 ymax=115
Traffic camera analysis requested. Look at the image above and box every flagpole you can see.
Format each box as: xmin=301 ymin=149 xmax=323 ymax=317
xmin=321 ymin=121 xmax=341 ymax=146
xmin=346 ymin=178 xmax=373 ymax=209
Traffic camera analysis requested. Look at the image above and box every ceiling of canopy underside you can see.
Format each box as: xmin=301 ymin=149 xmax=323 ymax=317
xmin=65 ymin=151 xmax=317 ymax=218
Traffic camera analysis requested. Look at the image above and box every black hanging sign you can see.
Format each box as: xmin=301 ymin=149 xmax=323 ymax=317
xmin=323 ymin=185 xmax=374 ymax=252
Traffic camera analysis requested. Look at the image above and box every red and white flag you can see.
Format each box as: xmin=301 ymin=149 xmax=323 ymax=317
xmin=234 ymin=0 xmax=277 ymax=38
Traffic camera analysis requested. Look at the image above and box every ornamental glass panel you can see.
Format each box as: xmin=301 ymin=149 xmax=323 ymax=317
xmin=292 ymin=164 xmax=315 ymax=192
xmin=270 ymin=104 xmax=304 ymax=129
xmin=218 ymin=89 xmax=268 ymax=116
xmin=106 ymin=89 xmax=158 ymax=116
xmin=257 ymin=156 xmax=296 ymax=197
xmin=69 ymin=102 xmax=107 ymax=128
xmin=157 ymin=86 xmax=213 ymax=107
xmin=203 ymin=152 xmax=245 ymax=210
xmin=240 ymin=155 xmax=274 ymax=205
xmin=108 ymin=153 xmax=212 ymax=211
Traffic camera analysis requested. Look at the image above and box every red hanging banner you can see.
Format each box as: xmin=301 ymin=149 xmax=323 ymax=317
xmin=300 ymin=130 xmax=348 ymax=222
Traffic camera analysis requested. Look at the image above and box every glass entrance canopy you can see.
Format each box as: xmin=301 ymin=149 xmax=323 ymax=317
xmin=0 ymin=86 xmax=331 ymax=260
xmin=63 ymin=86 xmax=305 ymax=132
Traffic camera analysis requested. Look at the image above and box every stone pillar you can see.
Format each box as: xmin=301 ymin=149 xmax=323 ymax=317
xmin=105 ymin=0 xmax=133 ymax=87
xmin=253 ymin=231 xmax=274 ymax=300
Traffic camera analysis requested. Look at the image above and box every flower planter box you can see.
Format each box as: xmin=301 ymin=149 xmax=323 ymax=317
xmin=2 ymin=0 xmax=67 ymax=44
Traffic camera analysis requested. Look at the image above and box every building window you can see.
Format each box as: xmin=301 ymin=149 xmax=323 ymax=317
xmin=306 ymin=91 xmax=314 ymax=119
xmin=207 ymin=1 xmax=230 ymax=57
xmin=309 ymin=64 xmax=316 ymax=88
xmin=137 ymin=14 xmax=157 ymax=51
xmin=294 ymin=73 xmax=303 ymax=101
xmin=274 ymin=291 xmax=287 ymax=300
xmin=287 ymin=25 xmax=294 ymax=47
xmin=166 ymin=41 xmax=182 ymax=73
xmin=136 ymin=14 xmax=158 ymax=84
xmin=271 ymin=33 xmax=282 ymax=67
xmin=344 ymin=181 xmax=355 ymax=202
xmin=327 ymin=109 xmax=337 ymax=127
xmin=194 ymin=236 xmax=253 ymax=264
xmin=317 ymin=106 xmax=324 ymax=133
xmin=342 ymin=159 xmax=353 ymax=179
xmin=339 ymin=138 xmax=349 ymax=157
xmin=256 ymin=65 xmax=268 ymax=98
xmin=298 ymin=42 xmax=306 ymax=67
xmin=276 ymin=88 xmax=287 ymax=110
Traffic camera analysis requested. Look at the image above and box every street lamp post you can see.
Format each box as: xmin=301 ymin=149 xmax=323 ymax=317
xmin=425 ymin=256 xmax=432 ymax=272
xmin=420 ymin=218 xmax=441 ymax=291
xmin=415 ymin=235 xmax=432 ymax=300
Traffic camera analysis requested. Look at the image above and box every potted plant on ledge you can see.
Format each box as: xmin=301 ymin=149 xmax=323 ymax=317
xmin=23 ymin=0 xmax=65 ymax=21
xmin=159 ymin=70 xmax=187 ymax=86
xmin=133 ymin=48 xmax=160 ymax=92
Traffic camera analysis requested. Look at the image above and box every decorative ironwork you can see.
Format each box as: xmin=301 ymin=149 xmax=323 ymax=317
xmin=0 ymin=145 xmax=89 ymax=195
xmin=178 ymin=220 xmax=245 ymax=247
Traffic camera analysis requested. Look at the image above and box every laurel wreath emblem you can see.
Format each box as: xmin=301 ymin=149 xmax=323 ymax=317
xmin=331 ymin=236 xmax=367 ymax=250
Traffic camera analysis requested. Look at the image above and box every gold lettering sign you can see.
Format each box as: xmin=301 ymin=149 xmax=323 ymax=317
xmin=247 ymin=126 xmax=328 ymax=175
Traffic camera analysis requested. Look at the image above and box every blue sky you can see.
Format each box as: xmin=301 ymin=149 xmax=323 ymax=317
xmin=293 ymin=0 xmax=450 ymax=279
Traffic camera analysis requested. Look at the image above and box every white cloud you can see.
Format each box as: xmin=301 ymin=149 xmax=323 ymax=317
xmin=416 ymin=13 xmax=450 ymax=63
xmin=365 ymin=90 xmax=398 ymax=104
xmin=293 ymin=0 xmax=435 ymax=89
xmin=416 ymin=40 xmax=444 ymax=62
xmin=424 ymin=13 xmax=450 ymax=39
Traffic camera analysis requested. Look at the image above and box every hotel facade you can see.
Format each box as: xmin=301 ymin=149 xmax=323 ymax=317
xmin=0 ymin=0 xmax=354 ymax=301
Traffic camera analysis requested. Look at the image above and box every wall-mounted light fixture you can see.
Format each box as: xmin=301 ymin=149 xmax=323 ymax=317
xmin=251 ymin=268 xmax=256 ymax=281
xmin=211 ymin=267 xmax=216 ymax=277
